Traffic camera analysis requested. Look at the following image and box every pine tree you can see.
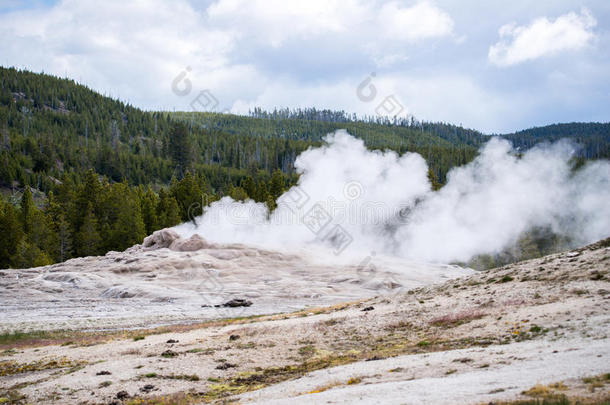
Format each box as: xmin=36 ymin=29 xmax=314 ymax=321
xmin=157 ymin=189 xmax=182 ymax=228
xmin=169 ymin=122 xmax=191 ymax=173
xmin=13 ymin=239 xmax=52 ymax=268
xmin=255 ymin=181 xmax=269 ymax=202
xmin=75 ymin=203 xmax=101 ymax=256
xmin=45 ymin=192 xmax=72 ymax=262
xmin=56 ymin=215 xmax=72 ymax=262
xmin=228 ymin=185 xmax=248 ymax=201
xmin=20 ymin=186 xmax=35 ymax=235
xmin=110 ymin=201 xmax=146 ymax=250
xmin=170 ymin=172 xmax=202 ymax=221
xmin=141 ymin=186 xmax=159 ymax=235
xmin=427 ymin=168 xmax=441 ymax=191
xmin=75 ymin=170 xmax=102 ymax=231
xmin=269 ymin=169 xmax=285 ymax=200
xmin=0 ymin=197 xmax=23 ymax=268
xmin=240 ymin=176 xmax=256 ymax=199
xmin=265 ymin=193 xmax=276 ymax=212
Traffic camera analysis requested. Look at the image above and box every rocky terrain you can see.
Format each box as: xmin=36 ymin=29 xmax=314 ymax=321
xmin=0 ymin=229 xmax=470 ymax=333
xmin=0 ymin=236 xmax=608 ymax=404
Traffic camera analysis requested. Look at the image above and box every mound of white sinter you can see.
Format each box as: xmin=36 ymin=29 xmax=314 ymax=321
xmin=0 ymin=229 xmax=471 ymax=332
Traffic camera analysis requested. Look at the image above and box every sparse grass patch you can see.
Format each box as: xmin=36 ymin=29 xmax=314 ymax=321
xmin=235 ymin=342 xmax=256 ymax=349
xmin=166 ymin=374 xmax=200 ymax=382
xmin=324 ymin=319 xmax=340 ymax=326
xmin=298 ymin=345 xmax=315 ymax=357
xmin=522 ymin=383 xmax=570 ymax=401
xmin=347 ymin=377 xmax=362 ymax=385
xmin=0 ymin=357 xmax=86 ymax=376
xmin=572 ymin=289 xmax=588 ymax=296
xmin=133 ymin=335 xmax=145 ymax=341
xmin=0 ymin=390 xmax=26 ymax=405
xmin=582 ymin=373 xmax=610 ymax=392
xmin=125 ymin=392 xmax=199 ymax=405
xmin=307 ymin=381 xmax=342 ymax=394
xmin=98 ymin=381 xmax=112 ymax=388
xmin=430 ymin=310 xmax=485 ymax=328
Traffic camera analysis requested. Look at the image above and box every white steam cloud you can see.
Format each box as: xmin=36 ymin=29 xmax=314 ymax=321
xmin=175 ymin=130 xmax=610 ymax=264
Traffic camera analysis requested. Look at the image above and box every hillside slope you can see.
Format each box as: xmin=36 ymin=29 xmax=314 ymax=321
xmin=2 ymin=67 xmax=609 ymax=191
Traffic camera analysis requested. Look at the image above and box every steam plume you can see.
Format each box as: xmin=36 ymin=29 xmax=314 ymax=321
xmin=175 ymin=130 xmax=610 ymax=264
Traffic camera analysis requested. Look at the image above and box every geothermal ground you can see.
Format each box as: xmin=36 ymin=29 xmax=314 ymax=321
xmin=0 ymin=234 xmax=609 ymax=404
xmin=0 ymin=229 xmax=471 ymax=333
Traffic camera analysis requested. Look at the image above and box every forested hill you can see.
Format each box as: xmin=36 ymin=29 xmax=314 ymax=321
xmin=2 ymin=66 xmax=608 ymax=192
xmin=502 ymin=123 xmax=610 ymax=158
xmin=1 ymin=66 xmax=609 ymax=269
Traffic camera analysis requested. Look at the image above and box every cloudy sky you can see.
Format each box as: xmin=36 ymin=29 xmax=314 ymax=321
xmin=1 ymin=0 xmax=608 ymax=133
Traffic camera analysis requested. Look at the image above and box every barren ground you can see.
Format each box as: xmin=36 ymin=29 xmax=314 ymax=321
xmin=0 ymin=235 xmax=609 ymax=404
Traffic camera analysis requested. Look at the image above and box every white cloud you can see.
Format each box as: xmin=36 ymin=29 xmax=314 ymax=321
xmin=207 ymin=0 xmax=454 ymax=48
xmin=489 ymin=8 xmax=597 ymax=67
xmin=0 ymin=0 xmax=246 ymax=109
xmin=0 ymin=0 xmax=608 ymax=132
xmin=207 ymin=0 xmax=368 ymax=47
xmin=377 ymin=1 xmax=454 ymax=42
xmin=0 ymin=0 xmax=456 ymax=110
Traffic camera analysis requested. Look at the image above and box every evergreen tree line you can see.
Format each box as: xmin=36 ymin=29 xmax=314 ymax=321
xmin=0 ymin=168 xmax=290 ymax=269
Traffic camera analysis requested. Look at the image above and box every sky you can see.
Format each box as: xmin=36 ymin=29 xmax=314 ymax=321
xmin=0 ymin=0 xmax=608 ymax=133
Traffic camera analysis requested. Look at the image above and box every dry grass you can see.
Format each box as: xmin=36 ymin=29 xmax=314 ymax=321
xmin=430 ymin=309 xmax=486 ymax=327
xmin=582 ymin=373 xmax=610 ymax=392
xmin=0 ymin=358 xmax=86 ymax=377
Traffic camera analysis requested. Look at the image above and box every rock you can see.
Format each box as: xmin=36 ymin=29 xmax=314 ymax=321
xmin=115 ymin=390 xmax=129 ymax=400
xmin=166 ymin=339 xmax=179 ymax=344
xmin=361 ymin=306 xmax=374 ymax=312
xmin=215 ymin=298 xmax=252 ymax=308
xmin=142 ymin=229 xmax=216 ymax=252
xmin=216 ymin=362 xmax=237 ymax=370
xmin=140 ymin=384 xmax=155 ymax=393
xmin=170 ymin=234 xmax=215 ymax=252
xmin=142 ymin=229 xmax=181 ymax=250
xmin=96 ymin=370 xmax=111 ymax=375
xmin=101 ymin=287 xmax=137 ymax=299
xmin=229 ymin=334 xmax=240 ymax=341
xmin=160 ymin=350 xmax=178 ymax=358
